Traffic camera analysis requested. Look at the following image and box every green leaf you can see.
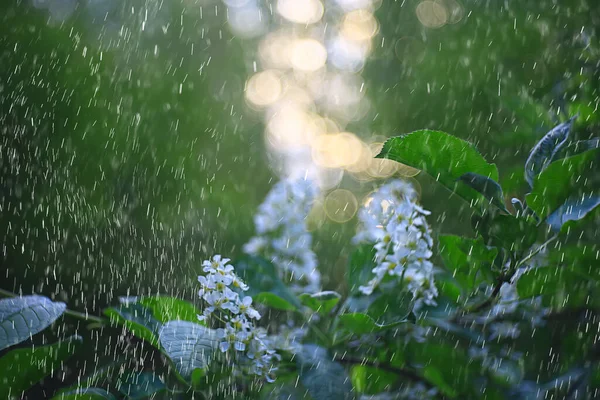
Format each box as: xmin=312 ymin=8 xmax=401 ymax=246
xmin=408 ymin=343 xmax=485 ymax=398
xmin=347 ymin=245 xmax=377 ymax=293
xmin=299 ymin=291 xmax=341 ymax=315
xmin=138 ymin=297 xmax=201 ymax=324
xmin=377 ymin=130 xmax=499 ymax=208
xmin=254 ymin=292 xmax=296 ymax=311
xmin=526 ymin=148 xmax=600 ymax=218
xmin=551 ymin=138 xmax=600 ymax=162
xmin=116 ymin=372 xmax=166 ymax=399
xmin=296 ymin=344 xmax=355 ymax=400
xmin=517 ymin=265 xmax=600 ymax=310
xmin=524 ymin=117 xmax=575 ymax=187
xmin=545 ymin=194 xmax=600 ymax=232
xmin=350 ymin=365 xmax=397 ymax=394
xmin=484 ymin=214 xmax=539 ymax=253
xmin=235 ymin=256 xmax=302 ymax=309
xmin=104 ymin=303 xmax=161 ymax=347
xmin=0 ymin=335 xmax=82 ymax=399
xmin=367 ymin=291 xmax=413 ymax=325
xmin=338 ymin=313 xmax=407 ymax=334
xmin=438 ymin=235 xmax=498 ymax=291
xmin=0 ymin=295 xmax=67 ymax=350
xmin=53 ymin=388 xmax=116 ymax=400
xmin=457 ymin=172 xmax=508 ymax=212
xmin=158 ymin=320 xmax=218 ymax=381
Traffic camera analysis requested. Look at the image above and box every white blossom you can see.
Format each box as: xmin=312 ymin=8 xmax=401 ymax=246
xmin=243 ymin=177 xmax=321 ymax=294
xmin=197 ymin=255 xmax=278 ymax=381
xmin=354 ymin=180 xmax=438 ymax=311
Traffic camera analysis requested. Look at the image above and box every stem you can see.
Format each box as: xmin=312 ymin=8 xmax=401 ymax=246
xmin=0 ymin=288 xmax=105 ymax=324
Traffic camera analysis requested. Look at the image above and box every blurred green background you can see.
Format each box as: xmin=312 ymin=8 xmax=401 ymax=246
xmin=1 ymin=0 xmax=598 ymax=314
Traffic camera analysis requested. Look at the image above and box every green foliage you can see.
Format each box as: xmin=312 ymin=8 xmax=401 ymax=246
xmin=254 ymin=292 xmax=297 ymax=311
xmin=457 ymin=173 xmax=509 ymax=213
xmin=350 ymin=365 xmax=397 ymax=395
xmin=116 ymin=372 xmax=167 ymax=399
xmin=438 ymin=235 xmax=498 ymax=291
xmin=0 ymin=336 xmax=82 ymax=399
xmin=0 ymin=295 xmax=67 ymax=350
xmin=296 ymin=345 xmax=355 ymax=400
xmin=526 ymin=148 xmax=600 ymax=218
xmin=235 ymin=256 xmax=302 ymax=309
xmin=347 ymin=245 xmax=377 ymax=293
xmin=377 ymin=130 xmax=499 ymax=209
xmin=299 ymin=291 xmax=341 ymax=315
xmin=338 ymin=313 xmax=407 ymax=334
xmin=104 ymin=302 xmax=162 ymax=347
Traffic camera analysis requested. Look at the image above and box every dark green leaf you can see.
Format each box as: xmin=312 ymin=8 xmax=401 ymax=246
xmin=524 ymin=117 xmax=575 ymax=187
xmin=0 ymin=295 xmax=67 ymax=350
xmin=104 ymin=303 xmax=161 ymax=347
xmin=254 ymin=292 xmax=296 ymax=311
xmin=0 ymin=336 xmax=82 ymax=399
xmin=138 ymin=297 xmax=201 ymax=324
xmin=377 ymin=130 xmax=499 ymax=208
xmin=367 ymin=291 xmax=413 ymax=325
xmin=350 ymin=365 xmax=397 ymax=394
xmin=299 ymin=291 xmax=341 ymax=315
xmin=235 ymin=256 xmax=301 ymax=309
xmin=116 ymin=372 xmax=166 ymax=399
xmin=457 ymin=172 xmax=508 ymax=212
xmin=338 ymin=313 xmax=407 ymax=334
xmin=438 ymin=235 xmax=498 ymax=291
xmin=53 ymin=388 xmax=116 ymax=400
xmin=551 ymin=138 xmax=600 ymax=162
xmin=296 ymin=344 xmax=355 ymax=400
xmin=526 ymin=148 xmax=600 ymax=218
xmin=158 ymin=320 xmax=218 ymax=381
xmin=546 ymin=194 xmax=600 ymax=232
xmin=484 ymin=214 xmax=539 ymax=253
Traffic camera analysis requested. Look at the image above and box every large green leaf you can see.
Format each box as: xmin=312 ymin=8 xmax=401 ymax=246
xmin=299 ymin=291 xmax=341 ymax=315
xmin=138 ymin=297 xmax=201 ymax=324
xmin=0 ymin=295 xmax=67 ymax=350
xmin=438 ymin=235 xmax=498 ymax=291
xmin=0 ymin=335 xmax=82 ymax=399
xmin=484 ymin=214 xmax=539 ymax=253
xmin=159 ymin=320 xmax=218 ymax=381
xmin=104 ymin=303 xmax=162 ymax=347
xmin=235 ymin=256 xmax=301 ymax=309
xmin=254 ymin=292 xmax=296 ymax=311
xmin=526 ymin=148 xmax=600 ymax=218
xmin=296 ymin=344 xmax=355 ymax=400
xmin=377 ymin=130 xmax=499 ymax=208
xmin=545 ymin=194 xmax=600 ymax=232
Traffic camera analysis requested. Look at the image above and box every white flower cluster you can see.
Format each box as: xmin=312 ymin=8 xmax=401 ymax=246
xmin=244 ymin=178 xmax=321 ymax=294
xmin=354 ymin=180 xmax=438 ymax=310
xmin=197 ymin=255 xmax=279 ymax=382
